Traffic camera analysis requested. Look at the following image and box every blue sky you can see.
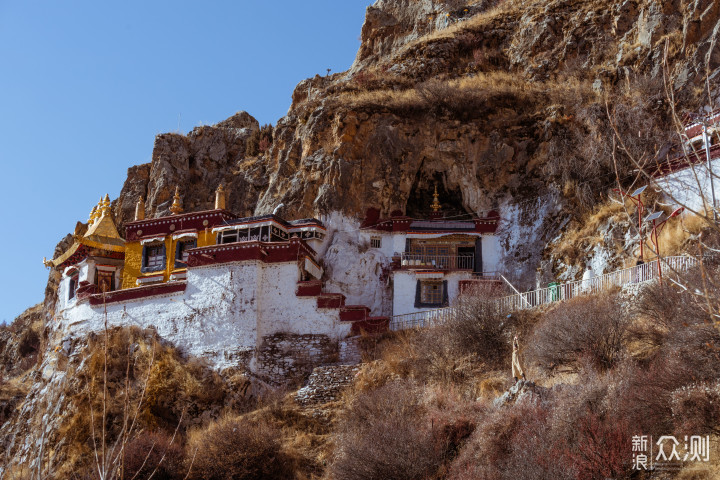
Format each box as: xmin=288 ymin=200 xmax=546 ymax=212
xmin=0 ymin=1 xmax=374 ymax=323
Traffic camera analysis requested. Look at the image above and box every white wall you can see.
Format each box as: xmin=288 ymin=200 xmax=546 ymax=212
xmin=655 ymin=159 xmax=720 ymax=213
xmin=481 ymin=235 xmax=502 ymax=273
xmin=392 ymin=271 xmax=473 ymax=316
xmin=257 ymin=263 xmax=351 ymax=338
xmin=56 ymin=260 xmax=350 ymax=371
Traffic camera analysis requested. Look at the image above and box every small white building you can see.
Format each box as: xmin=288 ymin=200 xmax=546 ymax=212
xmin=45 ymin=187 xmax=505 ymax=380
xmin=358 ymin=196 xmax=502 ymax=317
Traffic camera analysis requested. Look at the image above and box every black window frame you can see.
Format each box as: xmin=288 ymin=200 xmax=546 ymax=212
xmin=174 ymin=239 xmax=197 ymax=268
xmin=414 ymin=279 xmax=449 ymax=308
xmin=68 ymin=273 xmax=78 ymax=300
xmin=141 ymin=243 xmax=166 ymax=273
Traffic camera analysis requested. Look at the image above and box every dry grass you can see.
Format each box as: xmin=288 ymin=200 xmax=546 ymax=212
xmin=646 ymin=211 xmax=710 ymax=258
xmin=398 ymin=0 xmax=528 ymax=53
xmin=554 ymin=199 xmax=628 ymax=268
xmin=55 ymin=327 xmax=235 ymax=477
xmin=334 ymin=71 xmax=592 ymax=118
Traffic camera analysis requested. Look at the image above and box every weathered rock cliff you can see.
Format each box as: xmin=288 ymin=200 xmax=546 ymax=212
xmin=4 ymin=0 xmax=720 ymax=475
xmin=108 ymin=0 xmax=720 ymax=286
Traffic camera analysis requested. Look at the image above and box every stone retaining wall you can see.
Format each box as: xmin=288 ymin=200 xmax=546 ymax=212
xmin=295 ymin=364 xmax=361 ymax=406
xmin=255 ymin=333 xmax=338 ymax=385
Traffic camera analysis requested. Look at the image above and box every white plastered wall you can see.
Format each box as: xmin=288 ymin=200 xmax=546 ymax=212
xmin=481 ymin=234 xmax=502 ymax=273
xmin=56 ymin=260 xmax=350 ymax=370
xmin=654 ymin=159 xmax=720 ymax=213
xmin=392 ymin=270 xmax=473 ymax=316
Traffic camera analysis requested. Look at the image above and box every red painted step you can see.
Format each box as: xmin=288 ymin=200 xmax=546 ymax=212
xmin=296 ymin=280 xmax=323 ymax=297
xmin=351 ymin=317 xmax=390 ymax=335
xmin=339 ymin=305 xmax=371 ymax=322
xmin=317 ymin=293 xmax=346 ymax=309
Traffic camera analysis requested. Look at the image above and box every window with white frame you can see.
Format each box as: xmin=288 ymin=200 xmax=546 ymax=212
xmin=142 ymin=244 xmax=165 ymax=272
xmin=371 ymin=236 xmax=382 ymax=248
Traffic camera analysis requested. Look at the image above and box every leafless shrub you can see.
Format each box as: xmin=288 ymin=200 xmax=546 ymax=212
xmin=123 ymin=430 xmax=184 ymax=480
xmin=186 ymin=417 xmax=292 ymax=480
xmin=529 ymin=293 xmax=630 ymax=373
xmin=670 ymin=383 xmax=720 ymax=436
xmin=328 ymin=380 xmax=444 ymax=480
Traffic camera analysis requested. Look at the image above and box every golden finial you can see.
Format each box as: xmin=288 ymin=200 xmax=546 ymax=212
xmin=88 ymin=205 xmax=98 ymax=226
xmin=135 ymin=196 xmax=145 ymax=221
xmin=100 ymin=193 xmax=111 ymax=216
xmin=215 ymin=184 xmax=226 ymax=210
xmin=431 ymin=185 xmax=442 ymax=212
xmin=170 ymin=186 xmax=183 ymax=215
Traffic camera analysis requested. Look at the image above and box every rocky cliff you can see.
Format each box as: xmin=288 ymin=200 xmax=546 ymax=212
xmin=5 ymin=0 xmax=720 ymax=473
xmin=107 ymin=0 xmax=720 ymax=287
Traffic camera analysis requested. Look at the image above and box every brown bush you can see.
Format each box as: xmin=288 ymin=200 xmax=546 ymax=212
xmin=328 ymin=380 xmax=445 ymax=480
xmin=670 ymin=383 xmax=720 ymax=436
xmin=448 ymin=402 xmax=575 ymax=480
xmin=529 ymin=293 xmax=630 ymax=373
xmin=17 ymin=328 xmax=40 ymax=357
xmin=123 ymin=430 xmax=184 ymax=480
xmin=186 ymin=416 xmax=292 ymax=480
xmin=245 ymin=124 xmax=273 ymax=157
xmin=442 ymin=284 xmax=530 ymax=369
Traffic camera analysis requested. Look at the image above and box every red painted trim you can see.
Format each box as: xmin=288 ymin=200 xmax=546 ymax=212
xmin=361 ymin=214 xmax=499 ymax=234
xmin=186 ymin=239 xmax=317 ymax=267
xmin=296 ymin=281 xmax=323 ymax=297
xmin=459 ymin=279 xmax=503 ymax=293
xmin=340 ymin=305 xmax=371 ymax=322
xmin=652 ymin=145 xmax=720 ymax=178
xmin=317 ymin=293 xmax=345 ymax=309
xmin=89 ymin=282 xmax=186 ymax=305
xmin=125 ymin=210 xmax=235 ymax=241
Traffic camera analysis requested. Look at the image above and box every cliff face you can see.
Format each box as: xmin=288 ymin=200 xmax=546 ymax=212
xmin=99 ymin=0 xmax=720 ymax=283
xmin=4 ymin=0 xmax=720 ymax=474
xmin=112 ymin=111 xmax=267 ymax=228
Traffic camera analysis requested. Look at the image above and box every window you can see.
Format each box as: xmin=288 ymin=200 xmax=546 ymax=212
xmin=371 ymin=237 xmax=382 ymax=248
xmin=95 ymin=269 xmax=116 ymax=292
xmin=142 ymin=244 xmax=166 ymax=272
xmin=68 ymin=274 xmax=78 ymax=300
xmin=414 ymin=280 xmax=448 ymax=308
xmin=421 ymin=281 xmax=443 ymax=304
xmin=219 ymin=230 xmax=238 ymax=244
xmin=175 ymin=239 xmax=197 ymax=268
xmin=409 ymin=243 xmax=451 ymax=268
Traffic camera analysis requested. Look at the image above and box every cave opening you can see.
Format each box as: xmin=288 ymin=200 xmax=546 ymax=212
xmin=405 ymin=170 xmax=471 ymax=219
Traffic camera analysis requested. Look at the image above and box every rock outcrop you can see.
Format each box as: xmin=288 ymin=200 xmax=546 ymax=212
xmin=112 ymin=111 xmax=267 ymax=228
xmin=8 ymin=0 xmax=720 ymax=475
xmin=103 ymin=0 xmax=720 ymax=288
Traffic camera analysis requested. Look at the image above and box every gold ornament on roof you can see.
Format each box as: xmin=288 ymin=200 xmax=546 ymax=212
xmin=135 ymin=196 xmax=145 ymax=221
xmin=431 ymin=185 xmax=442 ymax=212
xmin=215 ymin=184 xmax=226 ymax=210
xmin=88 ymin=205 xmax=98 ymax=226
xmin=101 ymin=193 xmax=111 ymax=217
xmin=170 ymin=186 xmax=183 ymax=215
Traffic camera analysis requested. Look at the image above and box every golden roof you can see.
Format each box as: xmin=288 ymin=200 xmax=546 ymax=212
xmin=43 ymin=195 xmax=125 ymax=268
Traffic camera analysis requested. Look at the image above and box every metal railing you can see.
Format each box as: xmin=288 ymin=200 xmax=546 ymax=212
xmin=390 ymin=307 xmax=456 ymax=331
xmin=389 ymin=255 xmax=699 ymax=331
xmin=400 ymin=253 xmax=474 ymax=270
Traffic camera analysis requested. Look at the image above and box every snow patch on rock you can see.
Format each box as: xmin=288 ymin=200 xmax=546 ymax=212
xmin=320 ymin=212 xmax=392 ymax=315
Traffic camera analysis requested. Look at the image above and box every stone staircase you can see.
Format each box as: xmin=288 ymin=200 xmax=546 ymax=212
xmin=296 ymin=280 xmax=389 ymax=335
xmin=294 ymin=364 xmax=361 ymax=406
